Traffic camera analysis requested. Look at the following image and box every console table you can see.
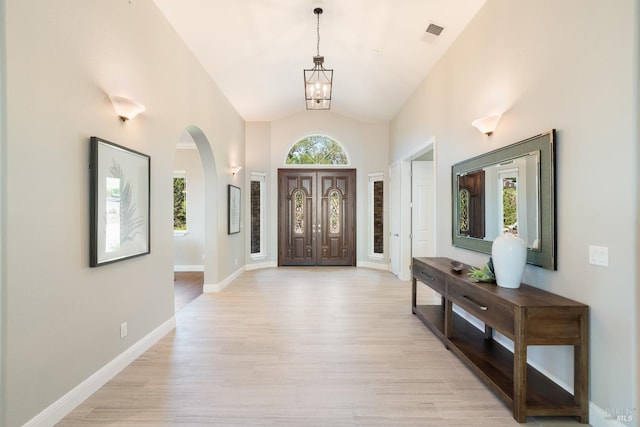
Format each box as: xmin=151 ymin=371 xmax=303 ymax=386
xmin=412 ymin=257 xmax=588 ymax=423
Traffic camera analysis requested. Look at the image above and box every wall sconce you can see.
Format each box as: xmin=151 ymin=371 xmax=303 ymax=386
xmin=231 ymin=166 xmax=243 ymax=176
xmin=472 ymin=113 xmax=502 ymax=136
xmin=109 ymin=95 xmax=145 ymax=122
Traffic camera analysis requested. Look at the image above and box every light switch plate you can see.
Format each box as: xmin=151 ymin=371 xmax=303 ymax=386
xmin=588 ymin=245 xmax=609 ymax=267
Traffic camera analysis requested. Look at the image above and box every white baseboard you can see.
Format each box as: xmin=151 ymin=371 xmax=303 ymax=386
xmin=245 ymin=261 xmax=277 ymax=271
xmin=589 ymin=403 xmax=633 ymax=427
xmin=174 ymin=265 xmax=204 ymax=272
xmin=24 ymin=316 xmax=176 ymax=427
xmin=357 ymin=261 xmax=389 ymax=271
xmin=203 ymin=265 xmax=245 ymax=292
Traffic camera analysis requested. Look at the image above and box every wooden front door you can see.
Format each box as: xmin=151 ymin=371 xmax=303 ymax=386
xmin=458 ymin=170 xmax=485 ymax=239
xmin=278 ymin=169 xmax=356 ymax=266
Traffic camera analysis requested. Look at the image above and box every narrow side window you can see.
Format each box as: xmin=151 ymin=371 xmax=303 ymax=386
xmin=173 ymin=171 xmax=187 ymax=235
xmin=368 ymin=172 xmax=384 ymax=258
xmin=250 ymin=172 xmax=266 ymax=257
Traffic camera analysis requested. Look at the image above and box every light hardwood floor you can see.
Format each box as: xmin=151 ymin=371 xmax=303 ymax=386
xmin=59 ymin=268 xmax=588 ymax=426
xmin=174 ymin=271 xmax=204 ymax=312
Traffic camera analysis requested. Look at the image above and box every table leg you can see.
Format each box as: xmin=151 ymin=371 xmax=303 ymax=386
xmin=513 ymin=310 xmax=527 ymax=423
xmin=411 ymin=277 xmax=417 ymax=314
xmin=444 ymin=299 xmax=453 ymax=340
xmin=574 ymin=311 xmax=589 ymax=423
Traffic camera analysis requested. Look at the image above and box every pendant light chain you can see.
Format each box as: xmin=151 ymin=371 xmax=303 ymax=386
xmin=316 ymin=11 xmax=321 ymax=56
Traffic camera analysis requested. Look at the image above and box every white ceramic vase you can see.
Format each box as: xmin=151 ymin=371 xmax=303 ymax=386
xmin=491 ymin=233 xmax=527 ymax=289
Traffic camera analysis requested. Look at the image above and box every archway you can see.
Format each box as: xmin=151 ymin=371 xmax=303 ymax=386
xmin=173 ymin=126 xmax=218 ymax=299
xmin=285 ymin=134 xmax=349 ymax=165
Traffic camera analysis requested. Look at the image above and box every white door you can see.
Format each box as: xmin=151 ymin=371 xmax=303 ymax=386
xmin=412 ymin=160 xmax=437 ymax=303
xmin=389 ymin=162 xmax=401 ymax=277
xmin=412 ymin=161 xmax=435 ymax=258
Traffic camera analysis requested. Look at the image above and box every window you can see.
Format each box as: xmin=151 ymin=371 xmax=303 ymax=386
xmin=173 ymin=171 xmax=187 ymax=235
xmin=498 ymin=169 xmax=519 ymax=235
xmin=286 ymin=135 xmax=348 ymax=165
xmin=368 ymin=173 xmax=384 ymax=258
xmin=250 ymin=172 xmax=266 ymax=257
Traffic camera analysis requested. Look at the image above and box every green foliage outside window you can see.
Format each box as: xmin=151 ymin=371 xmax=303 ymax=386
xmin=286 ymin=135 xmax=348 ymax=165
xmin=174 ymin=177 xmax=187 ymax=231
xmin=502 ymin=179 xmax=517 ymax=231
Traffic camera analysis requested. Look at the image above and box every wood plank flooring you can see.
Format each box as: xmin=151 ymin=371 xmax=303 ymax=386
xmin=174 ymin=271 xmax=204 ymax=312
xmin=59 ymin=268 xmax=588 ymax=426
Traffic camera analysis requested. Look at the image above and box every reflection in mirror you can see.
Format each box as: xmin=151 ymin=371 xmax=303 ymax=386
xmin=457 ymin=151 xmax=540 ymax=249
xmin=452 ymin=130 xmax=556 ymax=270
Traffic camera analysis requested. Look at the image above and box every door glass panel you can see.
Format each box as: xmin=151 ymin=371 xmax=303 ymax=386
xmin=294 ymin=190 xmax=304 ymax=234
xmin=329 ymin=190 xmax=340 ymax=234
xmin=459 ymin=188 xmax=469 ymax=233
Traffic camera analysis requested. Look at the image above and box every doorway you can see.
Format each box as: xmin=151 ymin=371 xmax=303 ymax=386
xmin=389 ymin=138 xmax=436 ymax=280
xmin=173 ymin=126 xmax=219 ymax=296
xmin=278 ymin=169 xmax=356 ymax=266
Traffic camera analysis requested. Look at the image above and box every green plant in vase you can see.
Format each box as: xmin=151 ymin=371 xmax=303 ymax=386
xmin=468 ymin=258 xmax=496 ymax=283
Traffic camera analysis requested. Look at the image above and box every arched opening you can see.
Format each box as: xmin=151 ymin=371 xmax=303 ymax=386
xmin=172 ymin=126 xmax=218 ymax=311
xmin=285 ymin=134 xmax=349 ymax=165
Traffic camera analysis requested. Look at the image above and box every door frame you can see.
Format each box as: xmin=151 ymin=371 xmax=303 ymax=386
xmin=277 ymin=168 xmax=356 ymax=266
xmin=389 ymin=137 xmax=437 ymax=281
xmin=389 ymin=162 xmax=401 ymax=277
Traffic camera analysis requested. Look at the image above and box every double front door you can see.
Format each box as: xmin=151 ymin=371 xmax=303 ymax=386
xmin=278 ymin=169 xmax=356 ymax=266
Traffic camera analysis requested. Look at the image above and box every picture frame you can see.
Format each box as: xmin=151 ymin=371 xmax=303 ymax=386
xmin=90 ymin=136 xmax=150 ymax=267
xmin=228 ymin=184 xmax=241 ymax=234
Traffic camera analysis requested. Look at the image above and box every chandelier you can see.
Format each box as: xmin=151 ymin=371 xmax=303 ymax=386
xmin=304 ymin=7 xmax=333 ymax=110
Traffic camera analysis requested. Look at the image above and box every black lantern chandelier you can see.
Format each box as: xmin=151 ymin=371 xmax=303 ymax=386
xmin=304 ymin=7 xmax=333 ymax=110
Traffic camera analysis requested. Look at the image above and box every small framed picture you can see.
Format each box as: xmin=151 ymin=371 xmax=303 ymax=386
xmin=228 ymin=184 xmax=240 ymax=234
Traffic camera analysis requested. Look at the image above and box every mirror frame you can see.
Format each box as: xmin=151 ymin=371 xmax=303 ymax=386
xmin=452 ymin=130 xmax=556 ymax=270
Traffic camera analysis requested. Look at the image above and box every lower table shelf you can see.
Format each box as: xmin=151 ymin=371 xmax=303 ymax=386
xmin=412 ymin=257 xmax=589 ymax=423
xmin=412 ymin=304 xmax=445 ymax=339
xmin=415 ymin=303 xmax=583 ymax=418
xmin=447 ymin=311 xmax=578 ymax=413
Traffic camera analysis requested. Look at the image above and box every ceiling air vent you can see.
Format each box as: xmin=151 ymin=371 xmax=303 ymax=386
xmin=426 ymin=23 xmax=444 ymax=36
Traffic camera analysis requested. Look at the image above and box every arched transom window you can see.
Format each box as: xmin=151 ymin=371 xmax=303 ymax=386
xmin=286 ymin=135 xmax=348 ymax=165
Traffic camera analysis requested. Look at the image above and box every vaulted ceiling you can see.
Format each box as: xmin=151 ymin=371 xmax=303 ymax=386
xmin=153 ymin=0 xmax=486 ymax=123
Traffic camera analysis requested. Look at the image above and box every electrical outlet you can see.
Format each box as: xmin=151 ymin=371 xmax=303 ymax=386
xmin=120 ymin=322 xmax=128 ymax=338
xmin=588 ymin=245 xmax=609 ymax=267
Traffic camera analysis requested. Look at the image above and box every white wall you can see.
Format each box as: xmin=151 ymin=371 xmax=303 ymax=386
xmin=0 ymin=0 xmax=6 ymax=422
xmin=245 ymin=110 xmax=390 ymax=269
xmin=390 ymin=0 xmax=638 ymax=420
xmin=174 ymin=148 xmax=204 ymax=269
xmin=636 ymin=0 xmax=640 ymax=417
xmin=2 ymin=0 xmax=245 ymax=425
xmin=245 ymin=122 xmax=273 ymax=268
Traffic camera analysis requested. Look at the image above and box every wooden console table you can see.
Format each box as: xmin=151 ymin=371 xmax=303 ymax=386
xmin=412 ymin=257 xmax=589 ymax=423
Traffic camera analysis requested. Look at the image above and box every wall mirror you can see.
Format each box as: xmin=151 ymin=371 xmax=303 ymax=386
xmin=452 ymin=130 xmax=556 ymax=270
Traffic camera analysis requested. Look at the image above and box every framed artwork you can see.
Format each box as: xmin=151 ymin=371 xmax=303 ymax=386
xmin=90 ymin=136 xmax=150 ymax=267
xmin=228 ymin=184 xmax=241 ymax=234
